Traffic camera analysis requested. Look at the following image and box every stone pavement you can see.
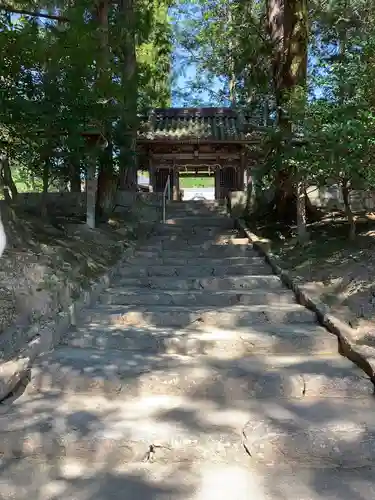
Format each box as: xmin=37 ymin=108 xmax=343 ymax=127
xmin=1 ymin=200 xmax=375 ymax=500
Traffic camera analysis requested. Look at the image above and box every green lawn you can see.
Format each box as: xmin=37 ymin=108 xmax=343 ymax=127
xmin=180 ymin=176 xmax=214 ymax=188
xmin=139 ymin=171 xmax=213 ymax=189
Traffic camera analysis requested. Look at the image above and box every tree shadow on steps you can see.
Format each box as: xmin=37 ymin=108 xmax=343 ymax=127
xmin=1 ymin=349 xmax=375 ymax=498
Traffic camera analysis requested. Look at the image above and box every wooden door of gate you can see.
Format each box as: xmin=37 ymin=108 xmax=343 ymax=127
xmin=155 ymin=168 xmax=173 ymax=193
xmin=218 ymin=166 xmax=237 ymax=199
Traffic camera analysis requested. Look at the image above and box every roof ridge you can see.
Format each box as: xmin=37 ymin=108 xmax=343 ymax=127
xmin=137 ymin=107 xmax=266 ymax=143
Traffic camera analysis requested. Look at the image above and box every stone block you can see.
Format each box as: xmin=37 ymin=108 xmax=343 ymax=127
xmin=0 ymin=336 xmax=41 ymax=401
xmin=243 ymin=398 xmax=375 ymax=468
xmin=228 ymin=191 xmax=247 ymax=217
xmin=82 ymin=303 xmax=317 ymax=328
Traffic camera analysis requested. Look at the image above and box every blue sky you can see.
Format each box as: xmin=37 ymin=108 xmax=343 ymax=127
xmin=171 ymin=48 xmax=214 ymax=106
xmin=169 ymin=4 xmax=330 ymax=108
xmin=170 ymin=4 xmax=224 ymax=107
xmin=6 ymin=6 xmax=218 ymax=108
xmin=171 ymin=51 xmax=227 ymax=107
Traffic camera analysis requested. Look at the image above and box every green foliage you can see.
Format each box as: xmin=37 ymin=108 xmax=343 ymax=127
xmin=293 ymin=2 xmax=375 ymax=191
xmin=0 ymin=0 xmax=173 ymax=191
xmin=174 ymin=0 xmax=270 ymax=108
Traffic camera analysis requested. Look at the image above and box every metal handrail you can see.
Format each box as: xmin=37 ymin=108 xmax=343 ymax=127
xmin=162 ymin=174 xmax=171 ymax=223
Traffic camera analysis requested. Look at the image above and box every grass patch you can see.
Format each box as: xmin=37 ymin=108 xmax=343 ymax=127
xmin=0 ymin=200 xmax=158 ymax=341
xmin=180 ymin=176 xmax=214 ymax=189
xmin=247 ymin=213 xmax=375 ymax=329
xmin=250 ymin=215 xmax=375 ymax=273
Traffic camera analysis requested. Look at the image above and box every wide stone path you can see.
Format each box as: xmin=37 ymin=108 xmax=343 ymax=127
xmin=1 ymin=200 xmax=375 ymax=500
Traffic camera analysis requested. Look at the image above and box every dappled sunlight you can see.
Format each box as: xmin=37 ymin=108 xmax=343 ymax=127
xmin=2 ymin=363 xmax=375 ymax=498
xmin=119 ymin=261 xmax=272 ymax=278
xmin=1 ymin=458 xmax=194 ymax=500
xmin=115 ymin=274 xmax=282 ymax=292
xmin=3 ymin=455 xmax=375 ymax=500
xmin=62 ymin=317 xmax=340 ymax=358
xmin=102 ymin=288 xmax=296 ymax=308
xmin=2 ymin=201 xmax=375 ymax=499
xmin=242 ymin=397 xmax=375 ymax=470
xmin=0 ymin=200 xmax=153 ymax=341
xmin=255 ymin=215 xmax=375 ymax=335
xmin=78 ymin=301 xmax=315 ymax=332
xmin=194 ymin=464 xmax=264 ymax=500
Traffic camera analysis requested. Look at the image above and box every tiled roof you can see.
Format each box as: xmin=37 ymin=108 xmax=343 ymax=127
xmin=137 ymin=107 xmax=264 ymax=143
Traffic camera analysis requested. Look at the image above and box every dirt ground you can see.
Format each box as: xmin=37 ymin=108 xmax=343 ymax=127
xmin=249 ymin=212 xmax=375 ymax=348
xmin=0 ymin=200 xmax=159 ymax=342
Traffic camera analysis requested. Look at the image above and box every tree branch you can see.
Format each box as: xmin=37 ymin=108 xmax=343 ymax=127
xmin=0 ymin=4 xmax=69 ymax=22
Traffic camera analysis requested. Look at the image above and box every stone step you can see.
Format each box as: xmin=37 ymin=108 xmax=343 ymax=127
xmin=143 ymin=239 xmax=249 ymax=251
xmin=135 ymin=245 xmax=254 ymax=258
xmin=167 ymin=202 xmax=226 ymax=210
xmin=117 ymin=274 xmax=283 ymax=290
xmin=3 ymin=440 xmax=375 ymax=499
xmin=153 ymin=232 xmax=237 ymax=243
xmin=164 ymin=216 xmax=229 ymax=224
xmin=0 ymin=391 xmax=245 ymax=464
xmin=164 ymin=208 xmax=228 ymax=216
xmin=117 ymin=263 xmax=272 ymax=278
xmin=155 ymin=225 xmax=235 ymax=235
xmin=165 ymin=211 xmax=228 ymax=219
xmin=164 ymin=216 xmax=233 ymax=227
xmin=126 ymin=255 xmax=265 ymax=266
xmin=167 ymin=200 xmax=225 ymax=210
xmin=156 ymin=224 xmax=232 ymax=234
xmin=61 ymin=323 xmax=339 ymax=356
xmin=2 ymin=392 xmax=374 ymax=470
xmin=101 ymin=288 xmax=294 ymax=306
xmin=81 ymin=303 xmax=317 ymax=327
xmin=166 ymin=210 xmax=231 ymax=218
xmin=19 ymin=348 xmax=372 ymax=400
xmin=151 ymin=236 xmax=244 ymax=247
xmin=242 ymin=397 xmax=375 ymax=469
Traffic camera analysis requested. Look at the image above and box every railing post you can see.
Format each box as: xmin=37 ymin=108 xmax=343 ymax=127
xmin=162 ymin=174 xmax=170 ymax=223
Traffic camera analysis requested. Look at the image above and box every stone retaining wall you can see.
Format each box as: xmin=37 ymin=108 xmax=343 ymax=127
xmin=232 ymin=186 xmax=375 ymax=213
xmin=306 ymin=185 xmax=375 ymax=212
xmin=0 ymin=191 xmax=163 ymax=216
xmin=3 ymin=186 xmax=375 ymax=214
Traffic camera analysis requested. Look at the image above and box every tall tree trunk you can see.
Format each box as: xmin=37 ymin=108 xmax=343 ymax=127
xmin=69 ymin=159 xmax=81 ymax=192
xmin=118 ymin=0 xmax=138 ymax=190
xmin=0 ymin=206 xmax=6 ymax=258
xmin=227 ymin=3 xmax=236 ymax=106
xmin=342 ymin=179 xmax=355 ymax=240
xmin=95 ymin=0 xmax=114 ymax=218
xmin=41 ymin=157 xmax=50 ymax=218
xmin=0 ymin=156 xmax=18 ymax=201
xmin=266 ymin=0 xmax=309 ymax=222
xmin=86 ymin=160 xmax=97 ymax=229
xmin=296 ymin=180 xmax=307 ymax=242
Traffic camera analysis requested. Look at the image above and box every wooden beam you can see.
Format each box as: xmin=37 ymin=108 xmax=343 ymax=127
xmin=155 ymin=161 xmax=239 ymax=168
xmin=151 ymin=153 xmax=240 ymax=161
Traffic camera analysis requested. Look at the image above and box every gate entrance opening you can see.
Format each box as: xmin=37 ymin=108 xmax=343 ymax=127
xmin=136 ymin=107 xmax=264 ymax=200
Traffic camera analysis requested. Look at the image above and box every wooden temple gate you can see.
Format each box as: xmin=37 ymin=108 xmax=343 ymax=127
xmin=137 ymin=107 xmax=263 ymax=200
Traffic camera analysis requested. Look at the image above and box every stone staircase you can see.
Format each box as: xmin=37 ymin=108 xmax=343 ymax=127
xmin=1 ymin=200 xmax=375 ymax=499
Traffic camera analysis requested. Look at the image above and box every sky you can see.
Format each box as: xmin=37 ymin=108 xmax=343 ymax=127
xmin=169 ymin=4 xmax=329 ymax=108
xmin=6 ymin=5 xmax=221 ymax=109
xmin=171 ymin=50 xmax=227 ymax=107
xmin=170 ymin=4 xmax=224 ymax=107
xmin=7 ymin=6 xmax=324 ymax=109
xmin=171 ymin=47 xmax=213 ymax=107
